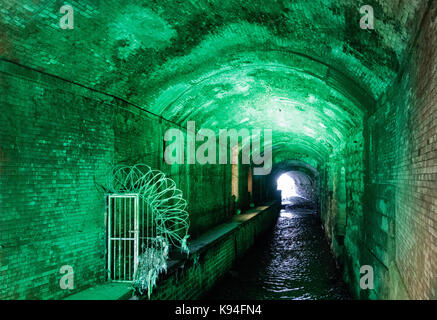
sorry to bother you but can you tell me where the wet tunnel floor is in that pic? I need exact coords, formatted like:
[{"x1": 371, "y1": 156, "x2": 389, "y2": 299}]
[{"x1": 205, "y1": 205, "x2": 351, "y2": 300}]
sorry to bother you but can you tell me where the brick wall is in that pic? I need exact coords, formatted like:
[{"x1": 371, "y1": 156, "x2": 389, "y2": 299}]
[
  {"x1": 0, "y1": 59, "x2": 241, "y2": 299},
  {"x1": 321, "y1": 2, "x2": 437, "y2": 300},
  {"x1": 0, "y1": 61, "x2": 113, "y2": 299},
  {"x1": 320, "y1": 127, "x2": 364, "y2": 295},
  {"x1": 363, "y1": 2, "x2": 437, "y2": 299},
  {"x1": 147, "y1": 205, "x2": 278, "y2": 300}
]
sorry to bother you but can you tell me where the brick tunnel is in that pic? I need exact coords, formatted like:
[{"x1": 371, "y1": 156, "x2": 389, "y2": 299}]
[{"x1": 0, "y1": 1, "x2": 436, "y2": 301}]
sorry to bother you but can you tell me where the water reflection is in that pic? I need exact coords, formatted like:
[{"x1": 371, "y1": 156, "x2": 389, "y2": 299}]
[{"x1": 205, "y1": 203, "x2": 351, "y2": 300}]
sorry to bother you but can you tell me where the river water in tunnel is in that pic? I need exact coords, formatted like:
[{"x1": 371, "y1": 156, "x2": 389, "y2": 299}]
[{"x1": 205, "y1": 198, "x2": 351, "y2": 300}]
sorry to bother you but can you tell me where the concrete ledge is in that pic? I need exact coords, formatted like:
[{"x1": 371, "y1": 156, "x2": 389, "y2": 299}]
[
  {"x1": 159, "y1": 203, "x2": 278, "y2": 281},
  {"x1": 146, "y1": 202, "x2": 279, "y2": 300},
  {"x1": 64, "y1": 282, "x2": 132, "y2": 300},
  {"x1": 64, "y1": 202, "x2": 279, "y2": 300}
]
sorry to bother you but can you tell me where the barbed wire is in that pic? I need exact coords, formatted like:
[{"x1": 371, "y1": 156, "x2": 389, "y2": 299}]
[{"x1": 96, "y1": 163, "x2": 190, "y2": 297}]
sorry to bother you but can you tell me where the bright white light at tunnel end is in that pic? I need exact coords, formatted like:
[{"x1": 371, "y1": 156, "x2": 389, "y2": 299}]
[{"x1": 277, "y1": 173, "x2": 299, "y2": 199}]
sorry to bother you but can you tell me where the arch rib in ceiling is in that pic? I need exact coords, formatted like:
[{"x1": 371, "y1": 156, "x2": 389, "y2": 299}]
[
  {"x1": 271, "y1": 159, "x2": 319, "y2": 181},
  {"x1": 153, "y1": 49, "x2": 374, "y2": 122}
]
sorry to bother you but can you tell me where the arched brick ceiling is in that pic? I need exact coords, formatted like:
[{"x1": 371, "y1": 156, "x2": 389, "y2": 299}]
[
  {"x1": 0, "y1": 0, "x2": 428, "y2": 167},
  {"x1": 272, "y1": 160, "x2": 319, "y2": 180}
]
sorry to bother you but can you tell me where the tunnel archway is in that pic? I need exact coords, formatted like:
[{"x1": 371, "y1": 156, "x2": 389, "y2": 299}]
[
  {"x1": 2, "y1": 0, "x2": 436, "y2": 301},
  {"x1": 269, "y1": 160, "x2": 320, "y2": 211},
  {"x1": 276, "y1": 171, "x2": 315, "y2": 205}
]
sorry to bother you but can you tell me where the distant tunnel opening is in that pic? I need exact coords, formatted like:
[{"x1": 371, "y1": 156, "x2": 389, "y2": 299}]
[
  {"x1": 208, "y1": 165, "x2": 350, "y2": 300},
  {"x1": 277, "y1": 173, "x2": 299, "y2": 201},
  {"x1": 276, "y1": 170, "x2": 316, "y2": 210},
  {"x1": 262, "y1": 160, "x2": 320, "y2": 213}
]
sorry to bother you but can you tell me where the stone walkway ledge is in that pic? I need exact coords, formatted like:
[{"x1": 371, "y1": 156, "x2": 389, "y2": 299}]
[{"x1": 64, "y1": 202, "x2": 277, "y2": 300}]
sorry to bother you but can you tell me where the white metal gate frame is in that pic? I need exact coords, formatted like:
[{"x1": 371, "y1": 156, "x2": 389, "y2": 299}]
[{"x1": 107, "y1": 193, "x2": 139, "y2": 282}]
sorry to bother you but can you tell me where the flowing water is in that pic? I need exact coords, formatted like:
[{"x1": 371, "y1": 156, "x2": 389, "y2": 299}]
[{"x1": 205, "y1": 203, "x2": 351, "y2": 300}]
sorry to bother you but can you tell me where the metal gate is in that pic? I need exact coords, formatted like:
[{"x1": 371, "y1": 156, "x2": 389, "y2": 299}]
[{"x1": 107, "y1": 194, "x2": 139, "y2": 282}]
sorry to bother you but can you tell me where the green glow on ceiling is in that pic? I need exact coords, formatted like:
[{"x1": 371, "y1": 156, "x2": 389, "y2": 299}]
[{"x1": 2, "y1": 0, "x2": 420, "y2": 168}]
